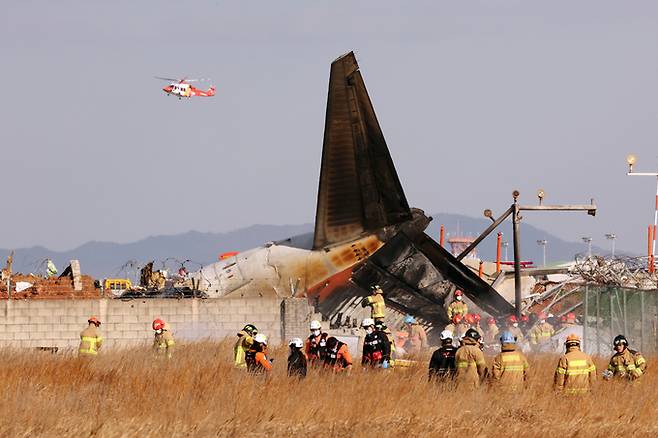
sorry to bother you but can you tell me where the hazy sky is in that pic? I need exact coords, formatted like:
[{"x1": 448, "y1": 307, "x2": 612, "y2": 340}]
[{"x1": 3, "y1": 1, "x2": 658, "y2": 255}]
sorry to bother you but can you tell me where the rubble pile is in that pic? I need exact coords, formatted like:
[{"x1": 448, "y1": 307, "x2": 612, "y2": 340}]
[{"x1": 0, "y1": 274, "x2": 100, "y2": 299}]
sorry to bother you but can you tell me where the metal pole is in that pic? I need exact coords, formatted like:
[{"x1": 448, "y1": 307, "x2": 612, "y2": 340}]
[
  {"x1": 543, "y1": 244, "x2": 546, "y2": 267},
  {"x1": 456, "y1": 206, "x2": 514, "y2": 261},
  {"x1": 584, "y1": 285, "x2": 589, "y2": 354},
  {"x1": 513, "y1": 203, "x2": 522, "y2": 318},
  {"x1": 623, "y1": 289, "x2": 628, "y2": 336},
  {"x1": 612, "y1": 238, "x2": 616, "y2": 258},
  {"x1": 596, "y1": 289, "x2": 601, "y2": 357},
  {"x1": 653, "y1": 175, "x2": 658, "y2": 257},
  {"x1": 609, "y1": 289, "x2": 614, "y2": 341},
  {"x1": 640, "y1": 290, "x2": 645, "y2": 353},
  {"x1": 496, "y1": 232, "x2": 502, "y2": 273}
]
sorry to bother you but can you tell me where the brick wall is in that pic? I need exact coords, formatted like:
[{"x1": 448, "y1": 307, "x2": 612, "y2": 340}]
[{"x1": 0, "y1": 298, "x2": 292, "y2": 350}]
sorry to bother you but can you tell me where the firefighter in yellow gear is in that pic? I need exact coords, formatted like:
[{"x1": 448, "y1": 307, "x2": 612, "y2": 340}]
[
  {"x1": 79, "y1": 316, "x2": 103, "y2": 357},
  {"x1": 605, "y1": 335, "x2": 647, "y2": 381},
  {"x1": 234, "y1": 324, "x2": 258, "y2": 368},
  {"x1": 455, "y1": 328, "x2": 487, "y2": 388},
  {"x1": 446, "y1": 290, "x2": 468, "y2": 320},
  {"x1": 152, "y1": 319, "x2": 175, "y2": 359},
  {"x1": 362, "y1": 285, "x2": 385, "y2": 322},
  {"x1": 491, "y1": 331, "x2": 529, "y2": 392},
  {"x1": 529, "y1": 312, "x2": 555, "y2": 352},
  {"x1": 444, "y1": 314, "x2": 469, "y2": 341},
  {"x1": 554, "y1": 334, "x2": 596, "y2": 394},
  {"x1": 505, "y1": 315, "x2": 525, "y2": 344}
]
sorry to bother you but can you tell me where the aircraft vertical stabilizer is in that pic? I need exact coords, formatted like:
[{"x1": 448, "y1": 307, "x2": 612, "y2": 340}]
[{"x1": 313, "y1": 52, "x2": 411, "y2": 249}]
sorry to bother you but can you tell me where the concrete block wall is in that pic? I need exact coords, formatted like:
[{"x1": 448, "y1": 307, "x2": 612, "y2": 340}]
[
  {"x1": 281, "y1": 298, "x2": 314, "y2": 342},
  {"x1": 0, "y1": 297, "x2": 291, "y2": 350}
]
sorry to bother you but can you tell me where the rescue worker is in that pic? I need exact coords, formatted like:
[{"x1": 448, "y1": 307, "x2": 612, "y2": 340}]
[
  {"x1": 447, "y1": 290, "x2": 468, "y2": 320},
  {"x1": 554, "y1": 334, "x2": 596, "y2": 394},
  {"x1": 361, "y1": 285, "x2": 386, "y2": 323},
  {"x1": 605, "y1": 334, "x2": 647, "y2": 381},
  {"x1": 428, "y1": 330, "x2": 458, "y2": 381},
  {"x1": 491, "y1": 331, "x2": 529, "y2": 392},
  {"x1": 375, "y1": 320, "x2": 396, "y2": 362},
  {"x1": 305, "y1": 320, "x2": 328, "y2": 366},
  {"x1": 403, "y1": 315, "x2": 427, "y2": 355},
  {"x1": 361, "y1": 318, "x2": 391, "y2": 368},
  {"x1": 287, "y1": 338, "x2": 307, "y2": 378},
  {"x1": 323, "y1": 336, "x2": 353, "y2": 372},
  {"x1": 455, "y1": 328, "x2": 487, "y2": 388},
  {"x1": 528, "y1": 312, "x2": 555, "y2": 352},
  {"x1": 245, "y1": 333, "x2": 273, "y2": 374},
  {"x1": 506, "y1": 315, "x2": 525, "y2": 344},
  {"x1": 520, "y1": 314, "x2": 531, "y2": 332},
  {"x1": 234, "y1": 324, "x2": 258, "y2": 368},
  {"x1": 445, "y1": 314, "x2": 469, "y2": 342},
  {"x1": 483, "y1": 317, "x2": 500, "y2": 345},
  {"x1": 79, "y1": 316, "x2": 103, "y2": 357},
  {"x1": 472, "y1": 314, "x2": 484, "y2": 338},
  {"x1": 152, "y1": 318, "x2": 175, "y2": 359}
]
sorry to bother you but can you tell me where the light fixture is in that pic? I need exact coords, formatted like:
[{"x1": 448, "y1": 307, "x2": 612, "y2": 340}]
[
  {"x1": 626, "y1": 154, "x2": 637, "y2": 173},
  {"x1": 537, "y1": 189, "x2": 545, "y2": 205}
]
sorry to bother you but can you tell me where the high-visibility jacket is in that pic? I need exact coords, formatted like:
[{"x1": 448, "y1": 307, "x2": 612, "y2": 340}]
[
  {"x1": 324, "y1": 342, "x2": 353, "y2": 371},
  {"x1": 529, "y1": 322, "x2": 555, "y2": 345},
  {"x1": 554, "y1": 347, "x2": 596, "y2": 394},
  {"x1": 492, "y1": 344, "x2": 529, "y2": 391},
  {"x1": 245, "y1": 349, "x2": 272, "y2": 374},
  {"x1": 447, "y1": 300, "x2": 468, "y2": 319},
  {"x1": 234, "y1": 332, "x2": 254, "y2": 368},
  {"x1": 455, "y1": 338, "x2": 487, "y2": 388},
  {"x1": 365, "y1": 293, "x2": 385, "y2": 319},
  {"x1": 153, "y1": 325, "x2": 175, "y2": 359},
  {"x1": 608, "y1": 348, "x2": 646, "y2": 380},
  {"x1": 79, "y1": 325, "x2": 103, "y2": 356}
]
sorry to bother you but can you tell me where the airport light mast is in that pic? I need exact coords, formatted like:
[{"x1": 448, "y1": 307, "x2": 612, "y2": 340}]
[{"x1": 626, "y1": 154, "x2": 658, "y2": 271}]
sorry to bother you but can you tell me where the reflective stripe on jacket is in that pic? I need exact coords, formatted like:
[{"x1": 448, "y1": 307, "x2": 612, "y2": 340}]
[
  {"x1": 79, "y1": 325, "x2": 102, "y2": 356},
  {"x1": 529, "y1": 322, "x2": 555, "y2": 345},
  {"x1": 554, "y1": 347, "x2": 596, "y2": 394},
  {"x1": 608, "y1": 348, "x2": 645, "y2": 380},
  {"x1": 366, "y1": 294, "x2": 385, "y2": 319},
  {"x1": 492, "y1": 345, "x2": 528, "y2": 391},
  {"x1": 447, "y1": 301, "x2": 468, "y2": 319},
  {"x1": 455, "y1": 339, "x2": 487, "y2": 388}
]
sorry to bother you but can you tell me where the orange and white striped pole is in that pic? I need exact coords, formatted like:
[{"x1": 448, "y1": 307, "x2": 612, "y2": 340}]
[{"x1": 440, "y1": 224, "x2": 445, "y2": 247}]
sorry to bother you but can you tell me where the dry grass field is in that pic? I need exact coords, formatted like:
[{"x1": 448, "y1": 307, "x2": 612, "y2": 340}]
[{"x1": 0, "y1": 341, "x2": 656, "y2": 437}]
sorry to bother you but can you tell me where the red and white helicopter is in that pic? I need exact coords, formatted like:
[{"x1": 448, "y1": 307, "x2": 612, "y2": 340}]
[{"x1": 155, "y1": 77, "x2": 216, "y2": 99}]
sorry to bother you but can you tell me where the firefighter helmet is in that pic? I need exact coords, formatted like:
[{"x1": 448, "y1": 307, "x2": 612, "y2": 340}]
[
  {"x1": 404, "y1": 315, "x2": 416, "y2": 324},
  {"x1": 242, "y1": 324, "x2": 258, "y2": 336},
  {"x1": 455, "y1": 290, "x2": 463, "y2": 297},
  {"x1": 565, "y1": 334, "x2": 581, "y2": 346},
  {"x1": 440, "y1": 330, "x2": 453, "y2": 341},
  {"x1": 289, "y1": 338, "x2": 304, "y2": 348},
  {"x1": 500, "y1": 331, "x2": 516, "y2": 344},
  {"x1": 507, "y1": 315, "x2": 518, "y2": 324},
  {"x1": 538, "y1": 312, "x2": 547, "y2": 320},
  {"x1": 487, "y1": 316, "x2": 496, "y2": 325},
  {"x1": 464, "y1": 328, "x2": 481, "y2": 341},
  {"x1": 464, "y1": 313, "x2": 476, "y2": 325},
  {"x1": 254, "y1": 333, "x2": 268, "y2": 345},
  {"x1": 87, "y1": 316, "x2": 101, "y2": 326},
  {"x1": 361, "y1": 318, "x2": 375, "y2": 328},
  {"x1": 613, "y1": 334, "x2": 628, "y2": 347},
  {"x1": 152, "y1": 318, "x2": 165, "y2": 331},
  {"x1": 452, "y1": 314, "x2": 463, "y2": 324},
  {"x1": 309, "y1": 320, "x2": 322, "y2": 330},
  {"x1": 473, "y1": 313, "x2": 481, "y2": 323}
]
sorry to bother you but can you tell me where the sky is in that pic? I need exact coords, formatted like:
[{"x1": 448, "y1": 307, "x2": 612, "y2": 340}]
[{"x1": 2, "y1": 1, "x2": 658, "y2": 255}]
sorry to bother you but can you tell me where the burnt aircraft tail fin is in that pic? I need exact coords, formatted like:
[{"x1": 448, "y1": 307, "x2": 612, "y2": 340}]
[{"x1": 313, "y1": 51, "x2": 412, "y2": 249}]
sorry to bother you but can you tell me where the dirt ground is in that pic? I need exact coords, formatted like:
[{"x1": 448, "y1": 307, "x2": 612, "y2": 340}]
[{"x1": 0, "y1": 341, "x2": 655, "y2": 437}]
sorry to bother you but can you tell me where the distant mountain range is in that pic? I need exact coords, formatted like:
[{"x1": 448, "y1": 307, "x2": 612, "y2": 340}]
[{"x1": 0, "y1": 213, "x2": 609, "y2": 280}]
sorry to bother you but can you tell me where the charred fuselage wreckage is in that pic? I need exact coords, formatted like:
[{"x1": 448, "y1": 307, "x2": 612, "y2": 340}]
[{"x1": 192, "y1": 52, "x2": 513, "y2": 333}]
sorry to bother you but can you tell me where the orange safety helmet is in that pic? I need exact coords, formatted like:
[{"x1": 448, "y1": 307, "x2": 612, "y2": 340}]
[
  {"x1": 87, "y1": 316, "x2": 101, "y2": 326},
  {"x1": 473, "y1": 313, "x2": 481, "y2": 323},
  {"x1": 152, "y1": 318, "x2": 165, "y2": 331},
  {"x1": 520, "y1": 315, "x2": 529, "y2": 323},
  {"x1": 464, "y1": 313, "x2": 476, "y2": 325},
  {"x1": 452, "y1": 314, "x2": 463, "y2": 324},
  {"x1": 454, "y1": 290, "x2": 463, "y2": 297},
  {"x1": 507, "y1": 315, "x2": 518, "y2": 324},
  {"x1": 565, "y1": 334, "x2": 581, "y2": 345}
]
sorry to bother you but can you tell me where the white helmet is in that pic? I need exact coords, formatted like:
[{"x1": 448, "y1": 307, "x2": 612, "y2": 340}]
[
  {"x1": 289, "y1": 337, "x2": 304, "y2": 348},
  {"x1": 309, "y1": 320, "x2": 322, "y2": 330},
  {"x1": 361, "y1": 318, "x2": 375, "y2": 328},
  {"x1": 254, "y1": 333, "x2": 268, "y2": 345},
  {"x1": 440, "y1": 330, "x2": 453, "y2": 341}
]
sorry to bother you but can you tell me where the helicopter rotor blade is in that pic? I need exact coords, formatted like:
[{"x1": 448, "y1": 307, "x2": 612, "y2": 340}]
[{"x1": 154, "y1": 76, "x2": 180, "y2": 82}]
